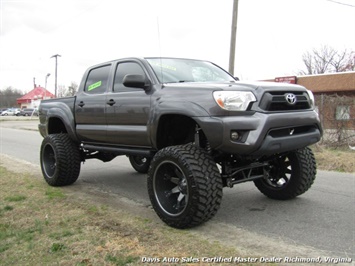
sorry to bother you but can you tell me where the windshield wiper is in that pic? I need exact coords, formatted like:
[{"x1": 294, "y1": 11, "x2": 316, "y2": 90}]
[
  {"x1": 178, "y1": 80, "x2": 194, "y2": 83},
  {"x1": 163, "y1": 80, "x2": 194, "y2": 84}
]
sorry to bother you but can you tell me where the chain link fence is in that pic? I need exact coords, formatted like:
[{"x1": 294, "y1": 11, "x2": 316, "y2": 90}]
[{"x1": 316, "y1": 94, "x2": 355, "y2": 148}]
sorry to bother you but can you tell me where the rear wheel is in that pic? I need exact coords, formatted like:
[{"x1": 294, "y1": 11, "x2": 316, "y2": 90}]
[
  {"x1": 254, "y1": 147, "x2": 316, "y2": 200},
  {"x1": 147, "y1": 144, "x2": 223, "y2": 228},
  {"x1": 129, "y1": 155, "x2": 151, "y2": 173},
  {"x1": 40, "y1": 134, "x2": 81, "y2": 186}
]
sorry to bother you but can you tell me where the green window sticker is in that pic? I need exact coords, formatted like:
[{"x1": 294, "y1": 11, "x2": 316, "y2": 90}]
[{"x1": 88, "y1": 81, "x2": 102, "y2": 91}]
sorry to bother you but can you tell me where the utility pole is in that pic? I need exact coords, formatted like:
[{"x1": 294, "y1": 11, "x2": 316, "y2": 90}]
[
  {"x1": 229, "y1": 0, "x2": 239, "y2": 76},
  {"x1": 50, "y1": 54, "x2": 61, "y2": 98}
]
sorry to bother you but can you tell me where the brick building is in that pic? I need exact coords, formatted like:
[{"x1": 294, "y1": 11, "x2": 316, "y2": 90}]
[
  {"x1": 296, "y1": 72, "x2": 355, "y2": 131},
  {"x1": 296, "y1": 71, "x2": 355, "y2": 97}
]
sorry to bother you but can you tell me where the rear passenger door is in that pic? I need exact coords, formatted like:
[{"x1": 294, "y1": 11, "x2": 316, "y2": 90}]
[
  {"x1": 105, "y1": 60, "x2": 151, "y2": 147},
  {"x1": 75, "y1": 64, "x2": 112, "y2": 142}
]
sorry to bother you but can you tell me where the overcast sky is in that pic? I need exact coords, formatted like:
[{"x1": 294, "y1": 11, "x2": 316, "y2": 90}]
[{"x1": 0, "y1": 0, "x2": 354, "y2": 94}]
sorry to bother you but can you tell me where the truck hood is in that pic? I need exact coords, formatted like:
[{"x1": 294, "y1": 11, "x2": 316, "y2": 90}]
[{"x1": 162, "y1": 81, "x2": 306, "y2": 92}]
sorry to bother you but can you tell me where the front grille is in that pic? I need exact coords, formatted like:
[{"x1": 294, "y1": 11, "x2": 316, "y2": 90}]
[{"x1": 259, "y1": 91, "x2": 311, "y2": 111}]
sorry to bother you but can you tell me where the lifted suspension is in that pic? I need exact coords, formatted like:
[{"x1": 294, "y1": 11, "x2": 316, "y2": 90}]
[{"x1": 222, "y1": 162, "x2": 270, "y2": 187}]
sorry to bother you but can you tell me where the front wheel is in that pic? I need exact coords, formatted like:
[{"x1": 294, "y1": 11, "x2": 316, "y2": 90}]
[
  {"x1": 40, "y1": 134, "x2": 81, "y2": 186},
  {"x1": 254, "y1": 147, "x2": 316, "y2": 200},
  {"x1": 147, "y1": 144, "x2": 223, "y2": 229}
]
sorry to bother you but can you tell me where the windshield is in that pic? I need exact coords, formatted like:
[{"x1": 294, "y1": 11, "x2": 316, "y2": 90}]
[{"x1": 146, "y1": 58, "x2": 235, "y2": 84}]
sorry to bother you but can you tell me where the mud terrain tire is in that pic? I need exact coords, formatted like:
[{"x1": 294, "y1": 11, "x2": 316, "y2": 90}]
[
  {"x1": 254, "y1": 147, "x2": 316, "y2": 200},
  {"x1": 40, "y1": 134, "x2": 81, "y2": 186},
  {"x1": 147, "y1": 144, "x2": 223, "y2": 229}
]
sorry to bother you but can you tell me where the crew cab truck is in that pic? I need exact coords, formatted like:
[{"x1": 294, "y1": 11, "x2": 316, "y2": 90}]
[{"x1": 38, "y1": 57, "x2": 322, "y2": 229}]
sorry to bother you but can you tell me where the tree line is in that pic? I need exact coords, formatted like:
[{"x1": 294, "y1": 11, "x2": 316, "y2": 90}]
[
  {"x1": 0, "y1": 87, "x2": 23, "y2": 108},
  {"x1": 0, "y1": 82, "x2": 78, "y2": 108},
  {"x1": 299, "y1": 45, "x2": 354, "y2": 75}
]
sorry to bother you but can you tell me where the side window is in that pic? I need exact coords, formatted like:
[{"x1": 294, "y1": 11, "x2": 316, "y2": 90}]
[
  {"x1": 114, "y1": 62, "x2": 145, "y2": 92},
  {"x1": 85, "y1": 65, "x2": 111, "y2": 94}
]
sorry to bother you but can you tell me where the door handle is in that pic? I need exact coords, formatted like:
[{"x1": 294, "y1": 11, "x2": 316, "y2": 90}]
[
  {"x1": 106, "y1": 99, "x2": 116, "y2": 106},
  {"x1": 78, "y1": 101, "x2": 85, "y2": 107}
]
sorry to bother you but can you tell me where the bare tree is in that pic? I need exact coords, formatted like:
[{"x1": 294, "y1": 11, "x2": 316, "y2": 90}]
[
  {"x1": 299, "y1": 45, "x2": 354, "y2": 75},
  {"x1": 331, "y1": 50, "x2": 355, "y2": 72},
  {"x1": 57, "y1": 82, "x2": 78, "y2": 98},
  {"x1": 0, "y1": 87, "x2": 23, "y2": 107},
  {"x1": 67, "y1": 82, "x2": 78, "y2": 96},
  {"x1": 57, "y1": 85, "x2": 66, "y2": 98}
]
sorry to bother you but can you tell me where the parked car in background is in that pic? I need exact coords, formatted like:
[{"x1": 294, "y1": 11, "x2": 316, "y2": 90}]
[
  {"x1": 13, "y1": 108, "x2": 21, "y2": 116},
  {"x1": 1, "y1": 108, "x2": 20, "y2": 116},
  {"x1": 1, "y1": 108, "x2": 13, "y2": 116},
  {"x1": 20, "y1": 108, "x2": 39, "y2": 116}
]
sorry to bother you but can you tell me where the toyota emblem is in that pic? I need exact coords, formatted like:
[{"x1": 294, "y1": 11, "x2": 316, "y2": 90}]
[{"x1": 285, "y1": 93, "x2": 297, "y2": 105}]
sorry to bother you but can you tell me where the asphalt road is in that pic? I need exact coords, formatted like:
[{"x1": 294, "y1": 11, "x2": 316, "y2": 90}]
[{"x1": 0, "y1": 119, "x2": 354, "y2": 260}]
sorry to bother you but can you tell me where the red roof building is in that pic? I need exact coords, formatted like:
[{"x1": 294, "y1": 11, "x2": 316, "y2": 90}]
[{"x1": 17, "y1": 86, "x2": 55, "y2": 108}]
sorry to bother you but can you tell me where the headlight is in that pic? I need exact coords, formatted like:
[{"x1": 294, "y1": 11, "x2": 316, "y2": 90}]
[
  {"x1": 306, "y1": 89, "x2": 315, "y2": 108},
  {"x1": 213, "y1": 91, "x2": 256, "y2": 111}
]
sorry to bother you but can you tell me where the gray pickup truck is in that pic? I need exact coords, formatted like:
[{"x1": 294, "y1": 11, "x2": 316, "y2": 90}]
[{"x1": 38, "y1": 57, "x2": 322, "y2": 228}]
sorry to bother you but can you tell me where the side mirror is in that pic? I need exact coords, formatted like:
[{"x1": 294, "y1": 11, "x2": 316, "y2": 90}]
[
  {"x1": 234, "y1": 77, "x2": 240, "y2": 81},
  {"x1": 123, "y1": 74, "x2": 150, "y2": 89}
]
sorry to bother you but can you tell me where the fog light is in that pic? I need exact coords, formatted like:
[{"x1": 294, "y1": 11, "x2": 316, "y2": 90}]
[{"x1": 231, "y1": 131, "x2": 240, "y2": 141}]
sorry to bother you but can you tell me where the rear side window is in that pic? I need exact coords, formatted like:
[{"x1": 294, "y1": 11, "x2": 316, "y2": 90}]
[
  {"x1": 85, "y1": 65, "x2": 111, "y2": 94},
  {"x1": 113, "y1": 62, "x2": 145, "y2": 92}
]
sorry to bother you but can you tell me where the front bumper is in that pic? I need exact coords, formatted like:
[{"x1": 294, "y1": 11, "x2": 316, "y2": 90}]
[{"x1": 195, "y1": 110, "x2": 322, "y2": 156}]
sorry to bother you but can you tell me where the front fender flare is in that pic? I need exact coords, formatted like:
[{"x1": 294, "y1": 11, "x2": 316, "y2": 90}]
[{"x1": 148, "y1": 100, "x2": 210, "y2": 148}]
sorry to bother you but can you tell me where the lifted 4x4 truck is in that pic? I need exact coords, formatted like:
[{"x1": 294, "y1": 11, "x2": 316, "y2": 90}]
[{"x1": 39, "y1": 57, "x2": 322, "y2": 229}]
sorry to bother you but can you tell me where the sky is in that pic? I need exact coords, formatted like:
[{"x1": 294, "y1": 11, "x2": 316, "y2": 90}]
[{"x1": 0, "y1": 0, "x2": 354, "y2": 94}]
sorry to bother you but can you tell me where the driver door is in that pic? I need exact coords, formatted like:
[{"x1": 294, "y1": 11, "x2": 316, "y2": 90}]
[{"x1": 105, "y1": 60, "x2": 151, "y2": 147}]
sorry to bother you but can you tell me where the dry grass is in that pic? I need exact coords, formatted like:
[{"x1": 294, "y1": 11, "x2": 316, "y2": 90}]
[
  {"x1": 0, "y1": 166, "x2": 262, "y2": 266},
  {"x1": 313, "y1": 145, "x2": 355, "y2": 173}
]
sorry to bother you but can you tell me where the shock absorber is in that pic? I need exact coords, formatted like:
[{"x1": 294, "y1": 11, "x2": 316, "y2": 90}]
[{"x1": 194, "y1": 124, "x2": 212, "y2": 154}]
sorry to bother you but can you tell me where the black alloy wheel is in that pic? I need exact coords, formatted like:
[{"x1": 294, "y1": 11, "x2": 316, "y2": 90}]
[
  {"x1": 254, "y1": 147, "x2": 316, "y2": 200},
  {"x1": 147, "y1": 144, "x2": 223, "y2": 229}
]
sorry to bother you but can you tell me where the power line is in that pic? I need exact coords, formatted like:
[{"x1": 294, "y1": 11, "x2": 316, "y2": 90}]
[{"x1": 325, "y1": 0, "x2": 355, "y2": 7}]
